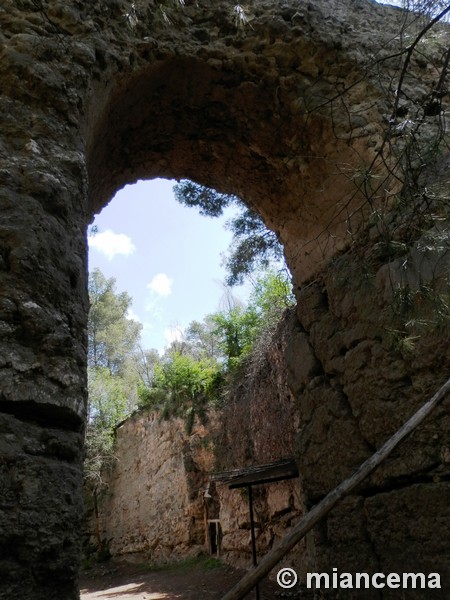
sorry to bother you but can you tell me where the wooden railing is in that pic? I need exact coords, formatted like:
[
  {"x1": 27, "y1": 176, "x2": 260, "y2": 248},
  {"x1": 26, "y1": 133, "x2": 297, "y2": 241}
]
[{"x1": 221, "y1": 376, "x2": 450, "y2": 600}]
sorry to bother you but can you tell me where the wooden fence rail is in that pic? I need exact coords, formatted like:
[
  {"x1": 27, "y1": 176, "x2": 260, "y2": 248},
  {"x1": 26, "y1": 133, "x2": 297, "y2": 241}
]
[{"x1": 221, "y1": 376, "x2": 450, "y2": 600}]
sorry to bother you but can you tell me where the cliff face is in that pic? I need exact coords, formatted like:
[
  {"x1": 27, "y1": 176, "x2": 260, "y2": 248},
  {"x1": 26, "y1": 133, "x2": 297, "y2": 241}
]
[
  {"x1": 95, "y1": 413, "x2": 212, "y2": 561},
  {"x1": 289, "y1": 248, "x2": 450, "y2": 587},
  {"x1": 1, "y1": 0, "x2": 450, "y2": 597},
  {"x1": 212, "y1": 312, "x2": 305, "y2": 572}
]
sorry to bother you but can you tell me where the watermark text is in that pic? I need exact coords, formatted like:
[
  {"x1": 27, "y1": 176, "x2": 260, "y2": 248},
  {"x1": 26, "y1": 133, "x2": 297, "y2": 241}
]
[{"x1": 277, "y1": 568, "x2": 441, "y2": 590}]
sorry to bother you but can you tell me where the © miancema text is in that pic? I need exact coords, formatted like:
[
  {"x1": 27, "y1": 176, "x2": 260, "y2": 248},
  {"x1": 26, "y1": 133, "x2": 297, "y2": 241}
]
[{"x1": 307, "y1": 569, "x2": 441, "y2": 590}]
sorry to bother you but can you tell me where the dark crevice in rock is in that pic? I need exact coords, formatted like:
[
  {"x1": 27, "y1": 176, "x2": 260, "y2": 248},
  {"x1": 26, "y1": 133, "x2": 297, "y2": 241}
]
[
  {"x1": 359, "y1": 466, "x2": 444, "y2": 498},
  {"x1": 0, "y1": 246, "x2": 11, "y2": 271},
  {"x1": 0, "y1": 400, "x2": 84, "y2": 432},
  {"x1": 337, "y1": 387, "x2": 377, "y2": 454},
  {"x1": 306, "y1": 470, "x2": 447, "y2": 509}
]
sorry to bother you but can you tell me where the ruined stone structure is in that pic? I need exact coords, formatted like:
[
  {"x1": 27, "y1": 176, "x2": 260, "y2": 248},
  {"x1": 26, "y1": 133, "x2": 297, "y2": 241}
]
[
  {"x1": 1, "y1": 0, "x2": 449, "y2": 598},
  {"x1": 94, "y1": 312, "x2": 303, "y2": 571},
  {"x1": 93, "y1": 412, "x2": 214, "y2": 562}
]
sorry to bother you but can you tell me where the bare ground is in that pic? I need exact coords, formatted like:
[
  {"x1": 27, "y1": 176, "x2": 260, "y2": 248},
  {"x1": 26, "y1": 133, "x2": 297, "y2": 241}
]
[{"x1": 79, "y1": 557, "x2": 285, "y2": 600}]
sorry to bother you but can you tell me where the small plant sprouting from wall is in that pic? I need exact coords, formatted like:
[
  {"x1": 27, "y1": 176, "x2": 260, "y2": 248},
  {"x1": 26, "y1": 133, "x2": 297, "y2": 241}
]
[
  {"x1": 296, "y1": 1, "x2": 450, "y2": 336},
  {"x1": 124, "y1": 0, "x2": 251, "y2": 31}
]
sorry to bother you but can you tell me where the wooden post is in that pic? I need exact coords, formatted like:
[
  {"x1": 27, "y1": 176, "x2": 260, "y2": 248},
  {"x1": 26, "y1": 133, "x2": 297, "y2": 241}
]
[
  {"x1": 221, "y1": 376, "x2": 450, "y2": 600},
  {"x1": 247, "y1": 485, "x2": 260, "y2": 600}
]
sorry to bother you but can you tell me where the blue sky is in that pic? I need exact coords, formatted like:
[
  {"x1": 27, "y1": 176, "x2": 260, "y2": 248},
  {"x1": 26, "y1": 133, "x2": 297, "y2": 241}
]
[{"x1": 88, "y1": 179, "x2": 248, "y2": 352}]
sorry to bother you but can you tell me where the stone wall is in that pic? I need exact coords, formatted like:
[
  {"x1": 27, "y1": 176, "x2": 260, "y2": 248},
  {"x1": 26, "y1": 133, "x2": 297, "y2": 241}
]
[
  {"x1": 212, "y1": 312, "x2": 305, "y2": 574},
  {"x1": 286, "y1": 237, "x2": 450, "y2": 597},
  {"x1": 1, "y1": 0, "x2": 450, "y2": 598},
  {"x1": 93, "y1": 412, "x2": 213, "y2": 562},
  {"x1": 94, "y1": 273, "x2": 450, "y2": 599},
  {"x1": 93, "y1": 408, "x2": 302, "y2": 571}
]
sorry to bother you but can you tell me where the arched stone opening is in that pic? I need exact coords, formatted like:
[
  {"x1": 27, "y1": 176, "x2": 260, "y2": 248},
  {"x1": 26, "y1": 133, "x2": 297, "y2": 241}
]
[
  {"x1": 1, "y1": 1, "x2": 450, "y2": 599},
  {"x1": 86, "y1": 54, "x2": 330, "y2": 282},
  {"x1": 87, "y1": 56, "x2": 284, "y2": 212},
  {"x1": 84, "y1": 35, "x2": 389, "y2": 285}
]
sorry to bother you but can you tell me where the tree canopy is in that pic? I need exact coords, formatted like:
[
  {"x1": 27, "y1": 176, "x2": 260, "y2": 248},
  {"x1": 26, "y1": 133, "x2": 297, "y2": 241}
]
[
  {"x1": 173, "y1": 180, "x2": 284, "y2": 286},
  {"x1": 88, "y1": 268, "x2": 142, "y2": 375},
  {"x1": 137, "y1": 268, "x2": 294, "y2": 423}
]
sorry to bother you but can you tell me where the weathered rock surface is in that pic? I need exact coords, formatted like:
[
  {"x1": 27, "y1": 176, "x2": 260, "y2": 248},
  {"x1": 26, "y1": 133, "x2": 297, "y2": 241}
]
[
  {"x1": 213, "y1": 312, "x2": 305, "y2": 574},
  {"x1": 1, "y1": 0, "x2": 450, "y2": 598},
  {"x1": 290, "y1": 248, "x2": 450, "y2": 596},
  {"x1": 92, "y1": 413, "x2": 213, "y2": 561},
  {"x1": 0, "y1": 413, "x2": 84, "y2": 600}
]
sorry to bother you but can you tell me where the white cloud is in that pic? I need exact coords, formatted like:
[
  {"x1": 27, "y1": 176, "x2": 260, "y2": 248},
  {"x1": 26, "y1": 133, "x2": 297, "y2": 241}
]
[
  {"x1": 88, "y1": 229, "x2": 136, "y2": 260},
  {"x1": 147, "y1": 273, "x2": 173, "y2": 297},
  {"x1": 126, "y1": 308, "x2": 141, "y2": 323}
]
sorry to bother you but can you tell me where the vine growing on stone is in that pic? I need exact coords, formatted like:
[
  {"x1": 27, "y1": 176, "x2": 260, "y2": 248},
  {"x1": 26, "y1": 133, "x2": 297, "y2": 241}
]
[{"x1": 301, "y1": 0, "x2": 450, "y2": 352}]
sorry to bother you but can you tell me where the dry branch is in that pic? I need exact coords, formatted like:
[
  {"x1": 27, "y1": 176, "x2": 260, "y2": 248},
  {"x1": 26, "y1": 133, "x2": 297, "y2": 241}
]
[{"x1": 221, "y1": 376, "x2": 450, "y2": 600}]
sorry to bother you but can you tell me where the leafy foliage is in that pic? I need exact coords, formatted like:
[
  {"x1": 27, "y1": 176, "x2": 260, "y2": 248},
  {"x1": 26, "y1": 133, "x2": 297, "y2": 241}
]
[
  {"x1": 136, "y1": 269, "x2": 294, "y2": 427},
  {"x1": 173, "y1": 180, "x2": 284, "y2": 286},
  {"x1": 183, "y1": 315, "x2": 223, "y2": 360},
  {"x1": 88, "y1": 268, "x2": 142, "y2": 375},
  {"x1": 85, "y1": 270, "x2": 143, "y2": 519},
  {"x1": 138, "y1": 351, "x2": 223, "y2": 433},
  {"x1": 84, "y1": 365, "x2": 131, "y2": 553},
  {"x1": 173, "y1": 180, "x2": 236, "y2": 217},
  {"x1": 87, "y1": 367, "x2": 128, "y2": 431},
  {"x1": 249, "y1": 268, "x2": 295, "y2": 323},
  {"x1": 211, "y1": 305, "x2": 258, "y2": 368},
  {"x1": 224, "y1": 207, "x2": 284, "y2": 286},
  {"x1": 212, "y1": 268, "x2": 295, "y2": 369}
]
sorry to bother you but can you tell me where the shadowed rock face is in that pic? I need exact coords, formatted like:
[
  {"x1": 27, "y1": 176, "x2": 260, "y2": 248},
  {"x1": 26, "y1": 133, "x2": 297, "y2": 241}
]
[{"x1": 0, "y1": 0, "x2": 449, "y2": 598}]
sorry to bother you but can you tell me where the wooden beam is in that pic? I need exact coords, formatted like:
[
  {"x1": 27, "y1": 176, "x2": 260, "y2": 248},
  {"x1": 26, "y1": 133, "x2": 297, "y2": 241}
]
[{"x1": 221, "y1": 376, "x2": 450, "y2": 600}]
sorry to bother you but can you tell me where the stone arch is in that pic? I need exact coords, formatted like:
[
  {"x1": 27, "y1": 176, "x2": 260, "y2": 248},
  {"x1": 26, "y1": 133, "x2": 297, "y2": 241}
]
[
  {"x1": 87, "y1": 55, "x2": 281, "y2": 211},
  {"x1": 1, "y1": 1, "x2": 449, "y2": 599},
  {"x1": 83, "y1": 0, "x2": 401, "y2": 282},
  {"x1": 86, "y1": 51, "x2": 359, "y2": 282}
]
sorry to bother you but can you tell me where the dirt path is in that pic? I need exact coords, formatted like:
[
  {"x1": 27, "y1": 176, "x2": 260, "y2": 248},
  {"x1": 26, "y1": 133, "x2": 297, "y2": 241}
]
[{"x1": 80, "y1": 558, "x2": 283, "y2": 600}]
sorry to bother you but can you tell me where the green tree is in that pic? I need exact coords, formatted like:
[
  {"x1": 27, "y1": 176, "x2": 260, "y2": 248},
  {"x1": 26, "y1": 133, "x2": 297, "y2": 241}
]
[
  {"x1": 88, "y1": 268, "x2": 142, "y2": 374},
  {"x1": 130, "y1": 346, "x2": 162, "y2": 387},
  {"x1": 223, "y1": 207, "x2": 284, "y2": 286},
  {"x1": 211, "y1": 269, "x2": 294, "y2": 369},
  {"x1": 173, "y1": 180, "x2": 284, "y2": 286},
  {"x1": 85, "y1": 366, "x2": 130, "y2": 554},
  {"x1": 183, "y1": 315, "x2": 223, "y2": 360},
  {"x1": 139, "y1": 351, "x2": 222, "y2": 433},
  {"x1": 211, "y1": 305, "x2": 259, "y2": 368},
  {"x1": 84, "y1": 367, "x2": 128, "y2": 499},
  {"x1": 248, "y1": 268, "x2": 295, "y2": 326},
  {"x1": 136, "y1": 270, "x2": 294, "y2": 432},
  {"x1": 87, "y1": 367, "x2": 128, "y2": 430},
  {"x1": 85, "y1": 269, "x2": 144, "y2": 553}
]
